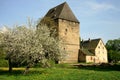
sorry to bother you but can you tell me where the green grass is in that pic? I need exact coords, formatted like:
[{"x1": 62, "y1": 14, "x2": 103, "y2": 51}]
[{"x1": 0, "y1": 64, "x2": 120, "y2": 80}]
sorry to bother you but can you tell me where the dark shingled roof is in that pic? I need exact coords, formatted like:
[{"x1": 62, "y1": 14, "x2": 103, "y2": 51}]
[
  {"x1": 80, "y1": 48, "x2": 94, "y2": 56},
  {"x1": 81, "y1": 38, "x2": 101, "y2": 50},
  {"x1": 80, "y1": 38, "x2": 101, "y2": 55},
  {"x1": 45, "y1": 2, "x2": 79, "y2": 23}
]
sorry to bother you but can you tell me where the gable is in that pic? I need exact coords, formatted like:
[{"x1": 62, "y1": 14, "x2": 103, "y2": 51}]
[{"x1": 95, "y1": 39, "x2": 107, "y2": 51}]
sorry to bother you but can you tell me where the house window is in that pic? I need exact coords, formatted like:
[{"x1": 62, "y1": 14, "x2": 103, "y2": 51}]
[
  {"x1": 103, "y1": 47, "x2": 104, "y2": 49},
  {"x1": 98, "y1": 46, "x2": 100, "y2": 49},
  {"x1": 91, "y1": 57, "x2": 92, "y2": 60}
]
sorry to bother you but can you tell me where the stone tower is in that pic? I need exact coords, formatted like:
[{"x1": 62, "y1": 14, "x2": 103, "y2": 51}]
[{"x1": 45, "y1": 2, "x2": 80, "y2": 63}]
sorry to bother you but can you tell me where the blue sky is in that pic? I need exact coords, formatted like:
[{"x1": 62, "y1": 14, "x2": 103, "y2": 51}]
[{"x1": 0, "y1": 0, "x2": 120, "y2": 43}]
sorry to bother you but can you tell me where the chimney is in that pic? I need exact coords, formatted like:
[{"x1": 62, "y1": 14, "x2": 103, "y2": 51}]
[
  {"x1": 88, "y1": 38, "x2": 91, "y2": 42},
  {"x1": 81, "y1": 39, "x2": 84, "y2": 43},
  {"x1": 81, "y1": 39, "x2": 84, "y2": 50}
]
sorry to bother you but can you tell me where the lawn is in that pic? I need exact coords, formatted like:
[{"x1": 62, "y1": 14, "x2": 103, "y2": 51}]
[{"x1": 0, "y1": 64, "x2": 120, "y2": 80}]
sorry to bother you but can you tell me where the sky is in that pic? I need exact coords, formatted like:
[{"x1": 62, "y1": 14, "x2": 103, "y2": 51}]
[{"x1": 0, "y1": 0, "x2": 120, "y2": 43}]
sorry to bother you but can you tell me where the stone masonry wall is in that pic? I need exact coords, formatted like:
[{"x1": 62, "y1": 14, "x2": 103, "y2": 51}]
[{"x1": 58, "y1": 19, "x2": 80, "y2": 63}]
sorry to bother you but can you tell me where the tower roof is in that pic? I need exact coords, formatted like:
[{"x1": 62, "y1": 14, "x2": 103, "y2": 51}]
[{"x1": 45, "y1": 2, "x2": 79, "y2": 23}]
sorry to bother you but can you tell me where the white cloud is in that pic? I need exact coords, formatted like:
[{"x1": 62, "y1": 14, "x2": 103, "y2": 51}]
[
  {"x1": 77, "y1": 1, "x2": 118, "y2": 17},
  {"x1": 86, "y1": 1, "x2": 116, "y2": 12}
]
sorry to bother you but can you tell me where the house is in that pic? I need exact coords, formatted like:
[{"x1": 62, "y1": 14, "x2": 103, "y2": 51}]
[
  {"x1": 44, "y1": 2, "x2": 80, "y2": 63},
  {"x1": 79, "y1": 38, "x2": 108, "y2": 63},
  {"x1": 43, "y1": 2, "x2": 108, "y2": 64}
]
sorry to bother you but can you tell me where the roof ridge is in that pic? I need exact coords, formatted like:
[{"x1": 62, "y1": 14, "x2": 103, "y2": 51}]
[
  {"x1": 58, "y1": 2, "x2": 66, "y2": 18},
  {"x1": 83, "y1": 38, "x2": 101, "y2": 42},
  {"x1": 54, "y1": 2, "x2": 66, "y2": 8}
]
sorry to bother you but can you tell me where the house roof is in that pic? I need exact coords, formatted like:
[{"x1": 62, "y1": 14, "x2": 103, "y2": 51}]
[
  {"x1": 80, "y1": 48, "x2": 94, "y2": 56},
  {"x1": 45, "y1": 2, "x2": 79, "y2": 23},
  {"x1": 80, "y1": 38, "x2": 101, "y2": 56},
  {"x1": 81, "y1": 38, "x2": 101, "y2": 50}
]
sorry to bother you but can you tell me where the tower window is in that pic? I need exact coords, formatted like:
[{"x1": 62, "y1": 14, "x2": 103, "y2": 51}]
[
  {"x1": 64, "y1": 28, "x2": 67, "y2": 35},
  {"x1": 65, "y1": 28, "x2": 68, "y2": 32}
]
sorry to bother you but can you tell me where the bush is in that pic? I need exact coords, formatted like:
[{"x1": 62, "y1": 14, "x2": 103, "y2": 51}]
[
  {"x1": 0, "y1": 59, "x2": 8, "y2": 67},
  {"x1": 0, "y1": 54, "x2": 8, "y2": 67}
]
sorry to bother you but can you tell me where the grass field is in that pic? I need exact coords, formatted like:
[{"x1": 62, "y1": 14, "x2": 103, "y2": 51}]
[{"x1": 0, "y1": 64, "x2": 120, "y2": 80}]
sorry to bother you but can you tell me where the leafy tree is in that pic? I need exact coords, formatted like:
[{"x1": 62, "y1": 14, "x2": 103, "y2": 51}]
[
  {"x1": 1, "y1": 24, "x2": 65, "y2": 74},
  {"x1": 106, "y1": 38, "x2": 120, "y2": 63},
  {"x1": 37, "y1": 17, "x2": 57, "y2": 37},
  {"x1": 38, "y1": 17, "x2": 56, "y2": 27},
  {"x1": 0, "y1": 33, "x2": 8, "y2": 67}
]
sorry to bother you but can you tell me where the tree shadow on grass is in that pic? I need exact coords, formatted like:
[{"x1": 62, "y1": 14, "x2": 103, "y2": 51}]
[
  {"x1": 74, "y1": 63, "x2": 120, "y2": 71},
  {"x1": 0, "y1": 68, "x2": 46, "y2": 76},
  {"x1": 0, "y1": 70, "x2": 23, "y2": 75}
]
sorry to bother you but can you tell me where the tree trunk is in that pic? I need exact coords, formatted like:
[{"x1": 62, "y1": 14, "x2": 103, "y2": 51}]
[
  {"x1": 23, "y1": 66, "x2": 30, "y2": 75},
  {"x1": 8, "y1": 58, "x2": 12, "y2": 72}
]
